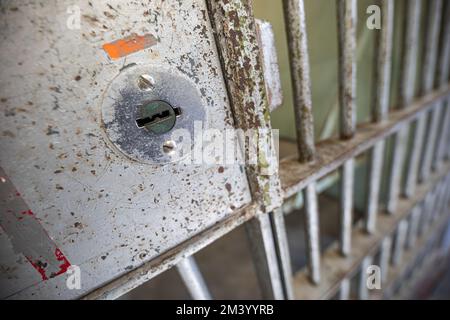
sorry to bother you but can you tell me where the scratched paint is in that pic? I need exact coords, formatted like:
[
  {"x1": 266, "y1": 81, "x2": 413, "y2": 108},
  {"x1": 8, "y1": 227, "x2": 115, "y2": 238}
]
[{"x1": 0, "y1": 168, "x2": 71, "y2": 281}]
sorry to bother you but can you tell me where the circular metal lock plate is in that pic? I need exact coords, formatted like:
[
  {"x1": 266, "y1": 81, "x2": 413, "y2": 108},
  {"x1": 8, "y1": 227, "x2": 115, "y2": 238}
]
[{"x1": 101, "y1": 65, "x2": 206, "y2": 164}]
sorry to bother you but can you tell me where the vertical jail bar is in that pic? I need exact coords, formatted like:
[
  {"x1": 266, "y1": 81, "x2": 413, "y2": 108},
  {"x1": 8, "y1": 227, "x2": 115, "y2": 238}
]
[
  {"x1": 177, "y1": 256, "x2": 212, "y2": 300},
  {"x1": 387, "y1": 0, "x2": 421, "y2": 212},
  {"x1": 392, "y1": 220, "x2": 409, "y2": 266},
  {"x1": 206, "y1": 0, "x2": 282, "y2": 212},
  {"x1": 337, "y1": 0, "x2": 357, "y2": 139},
  {"x1": 270, "y1": 208, "x2": 295, "y2": 299},
  {"x1": 304, "y1": 183, "x2": 321, "y2": 284},
  {"x1": 358, "y1": 256, "x2": 373, "y2": 300},
  {"x1": 418, "y1": 196, "x2": 431, "y2": 237},
  {"x1": 340, "y1": 158, "x2": 355, "y2": 256},
  {"x1": 406, "y1": 205, "x2": 421, "y2": 249},
  {"x1": 365, "y1": 0, "x2": 394, "y2": 233},
  {"x1": 437, "y1": 98, "x2": 450, "y2": 170},
  {"x1": 424, "y1": 188, "x2": 438, "y2": 230},
  {"x1": 404, "y1": 0, "x2": 442, "y2": 197},
  {"x1": 283, "y1": 0, "x2": 315, "y2": 162},
  {"x1": 246, "y1": 214, "x2": 284, "y2": 300},
  {"x1": 207, "y1": 0, "x2": 284, "y2": 300},
  {"x1": 421, "y1": 1, "x2": 450, "y2": 180},
  {"x1": 339, "y1": 278, "x2": 351, "y2": 300},
  {"x1": 337, "y1": 0, "x2": 357, "y2": 256},
  {"x1": 380, "y1": 236, "x2": 393, "y2": 283},
  {"x1": 433, "y1": 3, "x2": 450, "y2": 170}
]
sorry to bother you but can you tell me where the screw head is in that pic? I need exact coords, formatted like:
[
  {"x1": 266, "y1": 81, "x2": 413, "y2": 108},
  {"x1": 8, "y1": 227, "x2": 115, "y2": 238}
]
[
  {"x1": 137, "y1": 74, "x2": 155, "y2": 91},
  {"x1": 162, "y1": 140, "x2": 177, "y2": 155}
]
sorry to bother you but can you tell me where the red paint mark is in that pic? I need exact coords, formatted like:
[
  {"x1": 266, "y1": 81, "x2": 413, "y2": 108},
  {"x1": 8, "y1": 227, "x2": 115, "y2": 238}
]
[
  {"x1": 1, "y1": 167, "x2": 72, "y2": 282},
  {"x1": 102, "y1": 33, "x2": 157, "y2": 60},
  {"x1": 53, "y1": 248, "x2": 71, "y2": 277},
  {"x1": 24, "y1": 249, "x2": 71, "y2": 281},
  {"x1": 26, "y1": 256, "x2": 49, "y2": 281}
]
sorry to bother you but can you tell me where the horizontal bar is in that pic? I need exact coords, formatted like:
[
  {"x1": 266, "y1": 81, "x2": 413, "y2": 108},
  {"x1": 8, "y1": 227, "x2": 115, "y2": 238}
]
[
  {"x1": 291, "y1": 162, "x2": 450, "y2": 299},
  {"x1": 281, "y1": 85, "x2": 450, "y2": 199}
]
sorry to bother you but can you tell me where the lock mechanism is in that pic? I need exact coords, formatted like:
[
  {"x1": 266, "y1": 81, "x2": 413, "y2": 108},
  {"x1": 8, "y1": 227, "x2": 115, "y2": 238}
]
[
  {"x1": 101, "y1": 65, "x2": 206, "y2": 165},
  {"x1": 135, "y1": 100, "x2": 182, "y2": 134}
]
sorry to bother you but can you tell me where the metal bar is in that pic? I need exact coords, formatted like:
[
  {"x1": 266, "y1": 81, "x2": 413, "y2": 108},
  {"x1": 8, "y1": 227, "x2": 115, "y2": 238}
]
[
  {"x1": 270, "y1": 208, "x2": 295, "y2": 299},
  {"x1": 424, "y1": 185, "x2": 437, "y2": 229},
  {"x1": 418, "y1": 194, "x2": 432, "y2": 237},
  {"x1": 340, "y1": 159, "x2": 354, "y2": 256},
  {"x1": 176, "y1": 256, "x2": 212, "y2": 300},
  {"x1": 387, "y1": 127, "x2": 409, "y2": 213},
  {"x1": 431, "y1": 183, "x2": 444, "y2": 224},
  {"x1": 420, "y1": 102, "x2": 442, "y2": 181},
  {"x1": 387, "y1": 0, "x2": 421, "y2": 211},
  {"x1": 365, "y1": 0, "x2": 394, "y2": 233},
  {"x1": 421, "y1": 0, "x2": 443, "y2": 94},
  {"x1": 303, "y1": 182, "x2": 321, "y2": 284},
  {"x1": 406, "y1": 205, "x2": 421, "y2": 249},
  {"x1": 380, "y1": 236, "x2": 393, "y2": 284},
  {"x1": 283, "y1": 0, "x2": 315, "y2": 162},
  {"x1": 382, "y1": 211, "x2": 450, "y2": 298},
  {"x1": 291, "y1": 161, "x2": 450, "y2": 299},
  {"x1": 371, "y1": 0, "x2": 394, "y2": 123},
  {"x1": 245, "y1": 214, "x2": 284, "y2": 300},
  {"x1": 435, "y1": 2, "x2": 450, "y2": 91},
  {"x1": 337, "y1": 0, "x2": 357, "y2": 139},
  {"x1": 336, "y1": 0, "x2": 357, "y2": 256},
  {"x1": 281, "y1": 86, "x2": 450, "y2": 199},
  {"x1": 421, "y1": 2, "x2": 450, "y2": 180},
  {"x1": 358, "y1": 256, "x2": 373, "y2": 300},
  {"x1": 206, "y1": 0, "x2": 282, "y2": 212},
  {"x1": 433, "y1": 2, "x2": 450, "y2": 169},
  {"x1": 255, "y1": 19, "x2": 283, "y2": 112},
  {"x1": 339, "y1": 278, "x2": 351, "y2": 300},
  {"x1": 365, "y1": 141, "x2": 385, "y2": 233},
  {"x1": 436, "y1": 99, "x2": 450, "y2": 170},
  {"x1": 404, "y1": 0, "x2": 442, "y2": 197},
  {"x1": 392, "y1": 220, "x2": 408, "y2": 266}
]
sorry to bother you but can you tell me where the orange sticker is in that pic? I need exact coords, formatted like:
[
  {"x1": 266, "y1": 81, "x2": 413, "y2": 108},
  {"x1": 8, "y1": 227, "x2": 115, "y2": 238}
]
[{"x1": 103, "y1": 33, "x2": 157, "y2": 60}]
